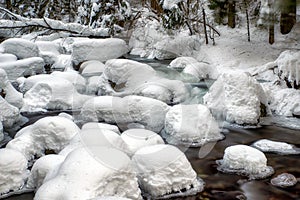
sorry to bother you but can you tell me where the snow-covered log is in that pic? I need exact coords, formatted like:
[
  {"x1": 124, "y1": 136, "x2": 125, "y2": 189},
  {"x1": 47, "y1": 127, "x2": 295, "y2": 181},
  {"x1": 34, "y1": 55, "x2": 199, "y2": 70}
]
[{"x1": 0, "y1": 7, "x2": 109, "y2": 37}]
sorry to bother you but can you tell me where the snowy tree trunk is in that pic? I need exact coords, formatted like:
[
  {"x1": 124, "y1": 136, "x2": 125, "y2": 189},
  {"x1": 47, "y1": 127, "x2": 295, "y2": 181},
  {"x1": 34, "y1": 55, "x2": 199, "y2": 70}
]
[
  {"x1": 203, "y1": 8, "x2": 209, "y2": 44},
  {"x1": 280, "y1": 0, "x2": 296, "y2": 34},
  {"x1": 244, "y1": 0, "x2": 250, "y2": 42},
  {"x1": 228, "y1": 0, "x2": 235, "y2": 28}
]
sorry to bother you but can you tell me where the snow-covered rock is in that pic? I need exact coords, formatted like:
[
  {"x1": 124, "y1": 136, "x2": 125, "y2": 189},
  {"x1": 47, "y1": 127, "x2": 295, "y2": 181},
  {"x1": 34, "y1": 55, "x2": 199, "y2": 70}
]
[
  {"x1": 81, "y1": 122, "x2": 120, "y2": 134},
  {"x1": 20, "y1": 75, "x2": 90, "y2": 112},
  {"x1": 6, "y1": 116, "x2": 80, "y2": 161},
  {"x1": 79, "y1": 60, "x2": 106, "y2": 77},
  {"x1": 0, "y1": 38, "x2": 40, "y2": 59},
  {"x1": 35, "y1": 147, "x2": 142, "y2": 200},
  {"x1": 98, "y1": 59, "x2": 189, "y2": 104},
  {"x1": 169, "y1": 56, "x2": 200, "y2": 70},
  {"x1": 0, "y1": 69, "x2": 23, "y2": 109},
  {"x1": 132, "y1": 144, "x2": 204, "y2": 198},
  {"x1": 0, "y1": 148, "x2": 29, "y2": 195},
  {"x1": 51, "y1": 54, "x2": 72, "y2": 70},
  {"x1": 0, "y1": 53, "x2": 17, "y2": 63},
  {"x1": 217, "y1": 145, "x2": 274, "y2": 179},
  {"x1": 27, "y1": 155, "x2": 65, "y2": 190},
  {"x1": 80, "y1": 95, "x2": 170, "y2": 133},
  {"x1": 164, "y1": 104, "x2": 223, "y2": 146},
  {"x1": 252, "y1": 139, "x2": 300, "y2": 155},
  {"x1": 162, "y1": 0, "x2": 183, "y2": 10},
  {"x1": 71, "y1": 38, "x2": 129, "y2": 67},
  {"x1": 121, "y1": 129, "x2": 164, "y2": 154},
  {"x1": 0, "y1": 57, "x2": 45, "y2": 80},
  {"x1": 0, "y1": 96, "x2": 21, "y2": 128},
  {"x1": 271, "y1": 173, "x2": 298, "y2": 188},
  {"x1": 87, "y1": 76, "x2": 101, "y2": 95},
  {"x1": 203, "y1": 71, "x2": 269, "y2": 125},
  {"x1": 51, "y1": 71, "x2": 86, "y2": 93}
]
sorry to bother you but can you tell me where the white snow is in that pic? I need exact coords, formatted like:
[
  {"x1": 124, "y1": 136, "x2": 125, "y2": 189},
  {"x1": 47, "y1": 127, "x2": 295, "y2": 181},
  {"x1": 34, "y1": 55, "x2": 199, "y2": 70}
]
[
  {"x1": 35, "y1": 147, "x2": 142, "y2": 200},
  {"x1": 81, "y1": 122, "x2": 120, "y2": 134},
  {"x1": 132, "y1": 144, "x2": 204, "y2": 198},
  {"x1": 6, "y1": 116, "x2": 80, "y2": 161},
  {"x1": 71, "y1": 38, "x2": 129, "y2": 66},
  {"x1": 89, "y1": 197, "x2": 131, "y2": 200},
  {"x1": 51, "y1": 71, "x2": 86, "y2": 93},
  {"x1": 252, "y1": 139, "x2": 299, "y2": 155},
  {"x1": 217, "y1": 145, "x2": 274, "y2": 179},
  {"x1": 270, "y1": 173, "x2": 298, "y2": 188},
  {"x1": 27, "y1": 155, "x2": 65, "y2": 189},
  {"x1": 164, "y1": 104, "x2": 223, "y2": 146},
  {"x1": 121, "y1": 129, "x2": 164, "y2": 154},
  {"x1": 0, "y1": 148, "x2": 29, "y2": 195},
  {"x1": 0, "y1": 57, "x2": 45, "y2": 80},
  {"x1": 51, "y1": 54, "x2": 72, "y2": 70},
  {"x1": 203, "y1": 71, "x2": 269, "y2": 125},
  {"x1": 0, "y1": 38, "x2": 40, "y2": 59},
  {"x1": 0, "y1": 122, "x2": 3, "y2": 141},
  {"x1": 0, "y1": 53, "x2": 17, "y2": 63},
  {"x1": 162, "y1": 0, "x2": 184, "y2": 10},
  {"x1": 79, "y1": 60, "x2": 106, "y2": 77},
  {"x1": 80, "y1": 95, "x2": 170, "y2": 133},
  {"x1": 0, "y1": 95, "x2": 21, "y2": 128}
]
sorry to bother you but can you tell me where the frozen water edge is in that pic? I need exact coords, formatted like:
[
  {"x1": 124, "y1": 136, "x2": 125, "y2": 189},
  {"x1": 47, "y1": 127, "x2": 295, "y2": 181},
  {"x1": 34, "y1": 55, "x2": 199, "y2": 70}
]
[
  {"x1": 142, "y1": 177, "x2": 205, "y2": 200},
  {"x1": 0, "y1": 187, "x2": 33, "y2": 199},
  {"x1": 260, "y1": 116, "x2": 300, "y2": 130}
]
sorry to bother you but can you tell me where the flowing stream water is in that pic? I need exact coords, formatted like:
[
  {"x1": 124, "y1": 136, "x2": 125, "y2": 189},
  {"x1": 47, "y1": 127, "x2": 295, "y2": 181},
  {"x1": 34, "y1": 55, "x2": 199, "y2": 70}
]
[{"x1": 3, "y1": 56, "x2": 300, "y2": 200}]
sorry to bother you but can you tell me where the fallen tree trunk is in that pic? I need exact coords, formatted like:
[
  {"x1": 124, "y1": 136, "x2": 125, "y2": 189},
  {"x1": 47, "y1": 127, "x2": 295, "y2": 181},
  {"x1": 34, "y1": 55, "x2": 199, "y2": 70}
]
[{"x1": 0, "y1": 7, "x2": 110, "y2": 38}]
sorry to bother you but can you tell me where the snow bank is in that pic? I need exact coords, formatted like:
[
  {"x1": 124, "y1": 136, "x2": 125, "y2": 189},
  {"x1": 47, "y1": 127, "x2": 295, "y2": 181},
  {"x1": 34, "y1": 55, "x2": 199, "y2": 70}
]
[
  {"x1": 79, "y1": 60, "x2": 106, "y2": 77},
  {"x1": 20, "y1": 75, "x2": 90, "y2": 112},
  {"x1": 164, "y1": 104, "x2": 223, "y2": 146},
  {"x1": 0, "y1": 148, "x2": 29, "y2": 195},
  {"x1": 81, "y1": 122, "x2": 120, "y2": 134},
  {"x1": 80, "y1": 95, "x2": 170, "y2": 133},
  {"x1": 217, "y1": 145, "x2": 274, "y2": 179},
  {"x1": 0, "y1": 38, "x2": 40, "y2": 59},
  {"x1": 0, "y1": 57, "x2": 45, "y2": 80},
  {"x1": 27, "y1": 155, "x2": 65, "y2": 189},
  {"x1": 0, "y1": 96, "x2": 21, "y2": 128},
  {"x1": 0, "y1": 53, "x2": 17, "y2": 62},
  {"x1": 132, "y1": 144, "x2": 204, "y2": 198},
  {"x1": 252, "y1": 139, "x2": 300, "y2": 155},
  {"x1": 98, "y1": 59, "x2": 189, "y2": 104},
  {"x1": 203, "y1": 71, "x2": 268, "y2": 125},
  {"x1": 121, "y1": 129, "x2": 164, "y2": 154},
  {"x1": 51, "y1": 71, "x2": 86, "y2": 93},
  {"x1": 35, "y1": 147, "x2": 142, "y2": 200},
  {"x1": 71, "y1": 38, "x2": 129, "y2": 67},
  {"x1": 6, "y1": 116, "x2": 80, "y2": 161},
  {"x1": 51, "y1": 54, "x2": 72, "y2": 70}
]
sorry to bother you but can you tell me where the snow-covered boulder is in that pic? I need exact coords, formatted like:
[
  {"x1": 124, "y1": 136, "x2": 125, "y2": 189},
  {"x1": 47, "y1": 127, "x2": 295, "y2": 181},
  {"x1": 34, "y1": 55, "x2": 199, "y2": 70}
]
[
  {"x1": 0, "y1": 69, "x2": 23, "y2": 109},
  {"x1": 164, "y1": 104, "x2": 223, "y2": 146},
  {"x1": 0, "y1": 38, "x2": 40, "y2": 59},
  {"x1": 51, "y1": 71, "x2": 86, "y2": 93},
  {"x1": 121, "y1": 129, "x2": 164, "y2": 154},
  {"x1": 203, "y1": 71, "x2": 269, "y2": 125},
  {"x1": 80, "y1": 96, "x2": 170, "y2": 133},
  {"x1": 71, "y1": 38, "x2": 129, "y2": 67},
  {"x1": 20, "y1": 75, "x2": 90, "y2": 112},
  {"x1": 27, "y1": 155, "x2": 65, "y2": 190},
  {"x1": 0, "y1": 57, "x2": 45, "y2": 80},
  {"x1": 169, "y1": 56, "x2": 200, "y2": 70},
  {"x1": 51, "y1": 54, "x2": 72, "y2": 70},
  {"x1": 35, "y1": 147, "x2": 142, "y2": 200},
  {"x1": 98, "y1": 59, "x2": 189, "y2": 104},
  {"x1": 59, "y1": 128, "x2": 130, "y2": 157},
  {"x1": 6, "y1": 116, "x2": 80, "y2": 161},
  {"x1": 79, "y1": 60, "x2": 106, "y2": 76},
  {"x1": 81, "y1": 122, "x2": 120, "y2": 134},
  {"x1": 0, "y1": 53, "x2": 17, "y2": 63},
  {"x1": 132, "y1": 144, "x2": 204, "y2": 198},
  {"x1": 252, "y1": 139, "x2": 300, "y2": 155},
  {"x1": 0, "y1": 148, "x2": 29, "y2": 195},
  {"x1": 217, "y1": 145, "x2": 274, "y2": 179},
  {"x1": 271, "y1": 173, "x2": 298, "y2": 188},
  {"x1": 87, "y1": 76, "x2": 101, "y2": 95},
  {"x1": 0, "y1": 96, "x2": 21, "y2": 128}
]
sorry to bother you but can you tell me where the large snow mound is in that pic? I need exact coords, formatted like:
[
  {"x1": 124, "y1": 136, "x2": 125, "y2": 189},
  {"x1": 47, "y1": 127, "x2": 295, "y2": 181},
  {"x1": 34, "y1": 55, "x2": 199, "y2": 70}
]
[
  {"x1": 164, "y1": 104, "x2": 223, "y2": 146},
  {"x1": 71, "y1": 38, "x2": 129, "y2": 67},
  {"x1": 132, "y1": 144, "x2": 204, "y2": 198},
  {"x1": 35, "y1": 147, "x2": 142, "y2": 200},
  {"x1": 0, "y1": 148, "x2": 29, "y2": 195},
  {"x1": 203, "y1": 71, "x2": 269, "y2": 125},
  {"x1": 0, "y1": 38, "x2": 40, "y2": 59},
  {"x1": 80, "y1": 95, "x2": 170, "y2": 133},
  {"x1": 98, "y1": 59, "x2": 189, "y2": 104},
  {"x1": 6, "y1": 116, "x2": 80, "y2": 161},
  {"x1": 217, "y1": 145, "x2": 274, "y2": 179}
]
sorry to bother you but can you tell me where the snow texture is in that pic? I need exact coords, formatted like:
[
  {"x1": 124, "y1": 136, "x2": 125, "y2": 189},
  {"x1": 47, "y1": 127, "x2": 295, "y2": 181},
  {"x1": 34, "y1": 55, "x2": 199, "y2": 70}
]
[
  {"x1": 79, "y1": 60, "x2": 106, "y2": 77},
  {"x1": 132, "y1": 144, "x2": 204, "y2": 198},
  {"x1": 162, "y1": 0, "x2": 184, "y2": 10},
  {"x1": 71, "y1": 38, "x2": 129, "y2": 66},
  {"x1": 0, "y1": 38, "x2": 40, "y2": 59},
  {"x1": 98, "y1": 59, "x2": 189, "y2": 104},
  {"x1": 6, "y1": 116, "x2": 80, "y2": 161},
  {"x1": 0, "y1": 95, "x2": 21, "y2": 128},
  {"x1": 0, "y1": 148, "x2": 29, "y2": 195},
  {"x1": 217, "y1": 145, "x2": 274, "y2": 180},
  {"x1": 252, "y1": 139, "x2": 300, "y2": 155},
  {"x1": 203, "y1": 71, "x2": 268, "y2": 125},
  {"x1": 51, "y1": 71, "x2": 86, "y2": 93},
  {"x1": 80, "y1": 95, "x2": 170, "y2": 133},
  {"x1": 271, "y1": 173, "x2": 298, "y2": 188},
  {"x1": 51, "y1": 54, "x2": 72, "y2": 70},
  {"x1": 35, "y1": 147, "x2": 142, "y2": 200},
  {"x1": 121, "y1": 129, "x2": 165, "y2": 154},
  {"x1": 0, "y1": 122, "x2": 3, "y2": 141},
  {"x1": 81, "y1": 122, "x2": 120, "y2": 134},
  {"x1": 164, "y1": 104, "x2": 223, "y2": 146},
  {"x1": 0, "y1": 53, "x2": 17, "y2": 62}
]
